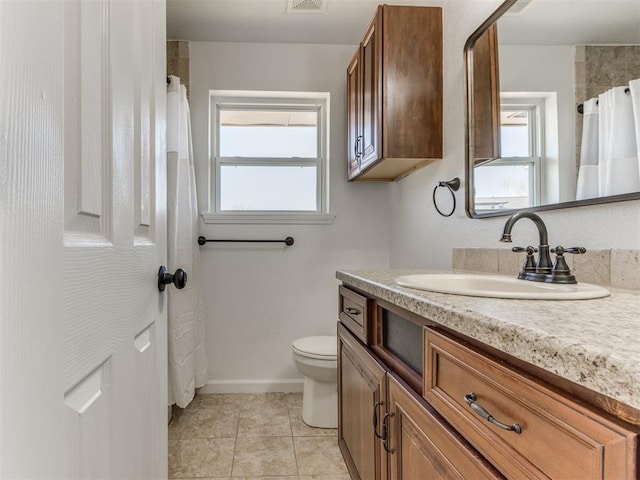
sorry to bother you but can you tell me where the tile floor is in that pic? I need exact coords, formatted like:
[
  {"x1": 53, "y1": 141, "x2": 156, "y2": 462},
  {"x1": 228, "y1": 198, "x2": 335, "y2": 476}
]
[{"x1": 169, "y1": 392, "x2": 350, "y2": 479}]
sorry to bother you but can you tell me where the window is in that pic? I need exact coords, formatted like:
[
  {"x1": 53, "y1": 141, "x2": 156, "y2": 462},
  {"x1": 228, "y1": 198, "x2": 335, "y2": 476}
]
[
  {"x1": 204, "y1": 91, "x2": 333, "y2": 224},
  {"x1": 474, "y1": 100, "x2": 543, "y2": 211}
]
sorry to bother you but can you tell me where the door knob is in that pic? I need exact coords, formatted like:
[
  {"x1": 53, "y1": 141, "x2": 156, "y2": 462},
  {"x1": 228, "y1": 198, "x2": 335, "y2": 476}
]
[{"x1": 158, "y1": 266, "x2": 187, "y2": 292}]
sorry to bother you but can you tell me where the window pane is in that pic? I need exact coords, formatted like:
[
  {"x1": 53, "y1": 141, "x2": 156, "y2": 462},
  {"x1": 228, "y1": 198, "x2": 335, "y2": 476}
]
[
  {"x1": 474, "y1": 164, "x2": 532, "y2": 211},
  {"x1": 500, "y1": 110, "x2": 530, "y2": 157},
  {"x1": 220, "y1": 110, "x2": 317, "y2": 157},
  {"x1": 220, "y1": 165, "x2": 317, "y2": 211}
]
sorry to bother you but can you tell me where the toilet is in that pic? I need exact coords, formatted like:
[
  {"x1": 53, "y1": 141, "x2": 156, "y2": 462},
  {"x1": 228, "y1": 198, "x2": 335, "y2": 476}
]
[{"x1": 291, "y1": 336, "x2": 338, "y2": 428}]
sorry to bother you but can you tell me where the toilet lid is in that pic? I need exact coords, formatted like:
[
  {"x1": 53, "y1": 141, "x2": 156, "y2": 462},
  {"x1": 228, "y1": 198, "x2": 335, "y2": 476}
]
[{"x1": 292, "y1": 336, "x2": 337, "y2": 358}]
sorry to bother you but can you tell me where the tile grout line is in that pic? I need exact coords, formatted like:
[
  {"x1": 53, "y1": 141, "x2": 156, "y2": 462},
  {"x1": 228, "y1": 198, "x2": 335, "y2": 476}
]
[
  {"x1": 229, "y1": 400, "x2": 242, "y2": 478},
  {"x1": 289, "y1": 404, "x2": 301, "y2": 478}
]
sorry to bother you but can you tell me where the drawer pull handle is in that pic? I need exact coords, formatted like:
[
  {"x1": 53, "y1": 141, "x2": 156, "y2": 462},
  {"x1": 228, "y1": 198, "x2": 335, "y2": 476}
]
[
  {"x1": 373, "y1": 400, "x2": 385, "y2": 439},
  {"x1": 344, "y1": 307, "x2": 360, "y2": 315},
  {"x1": 464, "y1": 393, "x2": 522, "y2": 434},
  {"x1": 382, "y1": 412, "x2": 395, "y2": 453}
]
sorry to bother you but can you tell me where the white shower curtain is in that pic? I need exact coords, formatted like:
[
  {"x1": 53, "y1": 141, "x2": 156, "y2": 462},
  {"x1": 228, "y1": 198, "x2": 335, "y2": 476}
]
[
  {"x1": 630, "y1": 79, "x2": 640, "y2": 178},
  {"x1": 167, "y1": 75, "x2": 207, "y2": 408},
  {"x1": 576, "y1": 81, "x2": 640, "y2": 199}
]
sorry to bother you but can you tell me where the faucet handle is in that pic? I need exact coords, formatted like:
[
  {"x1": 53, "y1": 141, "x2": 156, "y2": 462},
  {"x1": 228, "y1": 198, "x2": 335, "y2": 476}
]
[
  {"x1": 551, "y1": 246, "x2": 586, "y2": 255},
  {"x1": 512, "y1": 246, "x2": 538, "y2": 255},
  {"x1": 551, "y1": 246, "x2": 586, "y2": 278},
  {"x1": 512, "y1": 246, "x2": 537, "y2": 272}
]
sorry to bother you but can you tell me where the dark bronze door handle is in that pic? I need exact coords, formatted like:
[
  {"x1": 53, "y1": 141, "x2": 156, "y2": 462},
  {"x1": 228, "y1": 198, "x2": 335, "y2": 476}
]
[{"x1": 158, "y1": 266, "x2": 187, "y2": 292}]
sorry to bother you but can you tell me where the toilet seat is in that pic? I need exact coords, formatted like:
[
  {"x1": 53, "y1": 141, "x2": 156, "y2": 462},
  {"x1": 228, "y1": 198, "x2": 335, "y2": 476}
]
[{"x1": 292, "y1": 336, "x2": 337, "y2": 360}]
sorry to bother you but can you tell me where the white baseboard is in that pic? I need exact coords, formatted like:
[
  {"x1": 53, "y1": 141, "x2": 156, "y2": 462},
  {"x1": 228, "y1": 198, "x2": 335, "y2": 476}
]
[{"x1": 197, "y1": 379, "x2": 304, "y2": 394}]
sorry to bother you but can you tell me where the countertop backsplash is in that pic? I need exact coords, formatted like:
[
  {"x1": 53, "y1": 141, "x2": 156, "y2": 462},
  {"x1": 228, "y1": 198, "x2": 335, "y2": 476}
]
[{"x1": 452, "y1": 248, "x2": 640, "y2": 290}]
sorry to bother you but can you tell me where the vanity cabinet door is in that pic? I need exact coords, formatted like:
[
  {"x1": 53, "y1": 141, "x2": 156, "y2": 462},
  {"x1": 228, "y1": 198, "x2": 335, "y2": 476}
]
[
  {"x1": 387, "y1": 373, "x2": 504, "y2": 480},
  {"x1": 338, "y1": 323, "x2": 388, "y2": 480},
  {"x1": 424, "y1": 328, "x2": 638, "y2": 480}
]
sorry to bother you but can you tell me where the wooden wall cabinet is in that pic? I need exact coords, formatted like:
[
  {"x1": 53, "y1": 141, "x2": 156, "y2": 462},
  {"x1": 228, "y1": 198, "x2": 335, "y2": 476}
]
[{"x1": 347, "y1": 5, "x2": 443, "y2": 181}]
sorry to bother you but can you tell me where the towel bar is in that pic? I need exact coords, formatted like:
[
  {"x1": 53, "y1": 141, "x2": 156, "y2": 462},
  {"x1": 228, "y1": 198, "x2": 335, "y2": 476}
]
[{"x1": 197, "y1": 236, "x2": 294, "y2": 246}]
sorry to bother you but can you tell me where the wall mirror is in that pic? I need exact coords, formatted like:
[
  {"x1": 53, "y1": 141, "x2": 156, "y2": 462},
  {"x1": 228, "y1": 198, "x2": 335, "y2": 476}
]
[{"x1": 464, "y1": 0, "x2": 640, "y2": 218}]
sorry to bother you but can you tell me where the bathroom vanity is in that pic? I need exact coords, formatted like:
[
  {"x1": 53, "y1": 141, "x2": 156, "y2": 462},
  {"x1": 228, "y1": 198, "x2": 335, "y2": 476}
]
[{"x1": 336, "y1": 269, "x2": 639, "y2": 479}]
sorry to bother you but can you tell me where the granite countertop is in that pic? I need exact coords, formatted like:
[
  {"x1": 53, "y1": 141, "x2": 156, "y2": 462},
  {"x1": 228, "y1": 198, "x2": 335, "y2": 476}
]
[{"x1": 336, "y1": 269, "x2": 640, "y2": 411}]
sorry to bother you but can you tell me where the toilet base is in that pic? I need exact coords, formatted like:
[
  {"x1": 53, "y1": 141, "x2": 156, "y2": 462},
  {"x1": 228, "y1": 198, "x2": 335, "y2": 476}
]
[{"x1": 301, "y1": 376, "x2": 337, "y2": 429}]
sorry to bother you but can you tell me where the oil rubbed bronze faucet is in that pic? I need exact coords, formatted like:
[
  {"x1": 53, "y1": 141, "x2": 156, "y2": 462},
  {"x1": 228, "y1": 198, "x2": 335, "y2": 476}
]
[{"x1": 500, "y1": 211, "x2": 585, "y2": 284}]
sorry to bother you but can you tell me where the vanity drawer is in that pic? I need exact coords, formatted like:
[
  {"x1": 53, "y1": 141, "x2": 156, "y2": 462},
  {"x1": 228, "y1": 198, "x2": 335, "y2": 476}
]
[
  {"x1": 338, "y1": 285, "x2": 370, "y2": 343},
  {"x1": 424, "y1": 328, "x2": 637, "y2": 480}
]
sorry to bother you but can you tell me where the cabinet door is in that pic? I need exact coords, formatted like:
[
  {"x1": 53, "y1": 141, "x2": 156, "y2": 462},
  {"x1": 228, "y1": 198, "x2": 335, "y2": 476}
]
[
  {"x1": 338, "y1": 323, "x2": 388, "y2": 480},
  {"x1": 387, "y1": 374, "x2": 503, "y2": 480},
  {"x1": 359, "y1": 7, "x2": 381, "y2": 170},
  {"x1": 347, "y1": 49, "x2": 362, "y2": 180}
]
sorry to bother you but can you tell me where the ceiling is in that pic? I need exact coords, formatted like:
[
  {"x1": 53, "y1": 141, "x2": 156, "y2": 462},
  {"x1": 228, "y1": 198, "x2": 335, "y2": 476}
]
[
  {"x1": 166, "y1": 0, "x2": 446, "y2": 44},
  {"x1": 498, "y1": 0, "x2": 640, "y2": 45},
  {"x1": 166, "y1": 0, "x2": 640, "y2": 46}
]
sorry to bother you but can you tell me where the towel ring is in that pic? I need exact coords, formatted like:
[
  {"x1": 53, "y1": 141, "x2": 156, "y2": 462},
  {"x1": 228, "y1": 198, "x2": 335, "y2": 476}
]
[{"x1": 433, "y1": 178, "x2": 460, "y2": 217}]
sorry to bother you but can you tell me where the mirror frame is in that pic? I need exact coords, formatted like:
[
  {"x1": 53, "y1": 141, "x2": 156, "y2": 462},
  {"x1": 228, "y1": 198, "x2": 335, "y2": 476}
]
[{"x1": 464, "y1": 0, "x2": 640, "y2": 218}]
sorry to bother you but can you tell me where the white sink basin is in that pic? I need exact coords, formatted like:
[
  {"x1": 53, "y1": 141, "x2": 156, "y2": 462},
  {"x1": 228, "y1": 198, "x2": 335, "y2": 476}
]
[{"x1": 394, "y1": 273, "x2": 610, "y2": 300}]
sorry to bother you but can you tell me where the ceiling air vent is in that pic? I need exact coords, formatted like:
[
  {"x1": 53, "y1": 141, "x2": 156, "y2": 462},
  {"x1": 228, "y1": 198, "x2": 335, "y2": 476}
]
[{"x1": 287, "y1": 0, "x2": 328, "y2": 14}]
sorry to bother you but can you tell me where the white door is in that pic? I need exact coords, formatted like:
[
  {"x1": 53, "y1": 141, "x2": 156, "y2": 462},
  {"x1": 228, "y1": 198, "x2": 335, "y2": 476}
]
[{"x1": 0, "y1": 0, "x2": 168, "y2": 478}]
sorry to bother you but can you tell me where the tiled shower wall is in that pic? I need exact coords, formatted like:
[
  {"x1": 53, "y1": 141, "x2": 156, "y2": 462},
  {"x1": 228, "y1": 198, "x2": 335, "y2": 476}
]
[
  {"x1": 574, "y1": 45, "x2": 640, "y2": 164},
  {"x1": 167, "y1": 40, "x2": 190, "y2": 99},
  {"x1": 452, "y1": 248, "x2": 640, "y2": 289}
]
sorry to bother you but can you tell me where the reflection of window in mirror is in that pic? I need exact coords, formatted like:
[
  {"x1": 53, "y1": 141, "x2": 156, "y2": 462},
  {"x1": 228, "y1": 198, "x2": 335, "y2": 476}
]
[
  {"x1": 474, "y1": 93, "x2": 561, "y2": 212},
  {"x1": 474, "y1": 98, "x2": 547, "y2": 211}
]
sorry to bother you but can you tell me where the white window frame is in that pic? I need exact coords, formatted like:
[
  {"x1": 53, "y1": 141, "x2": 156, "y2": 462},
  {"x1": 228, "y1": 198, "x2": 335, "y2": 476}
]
[
  {"x1": 203, "y1": 90, "x2": 334, "y2": 225},
  {"x1": 488, "y1": 99, "x2": 544, "y2": 208}
]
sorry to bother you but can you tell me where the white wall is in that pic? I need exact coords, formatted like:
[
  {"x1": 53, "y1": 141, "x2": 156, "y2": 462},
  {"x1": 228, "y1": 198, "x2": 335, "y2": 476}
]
[
  {"x1": 190, "y1": 42, "x2": 390, "y2": 391},
  {"x1": 389, "y1": 0, "x2": 640, "y2": 270}
]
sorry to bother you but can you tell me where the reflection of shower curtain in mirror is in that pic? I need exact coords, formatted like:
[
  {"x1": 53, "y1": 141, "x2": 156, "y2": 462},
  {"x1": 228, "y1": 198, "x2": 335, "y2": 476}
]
[
  {"x1": 576, "y1": 82, "x2": 640, "y2": 199},
  {"x1": 631, "y1": 79, "x2": 640, "y2": 182},
  {"x1": 576, "y1": 99, "x2": 599, "y2": 200},
  {"x1": 167, "y1": 75, "x2": 207, "y2": 408}
]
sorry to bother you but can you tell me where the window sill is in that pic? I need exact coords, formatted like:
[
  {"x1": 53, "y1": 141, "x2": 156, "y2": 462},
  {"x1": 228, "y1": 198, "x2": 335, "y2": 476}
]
[{"x1": 202, "y1": 212, "x2": 335, "y2": 225}]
